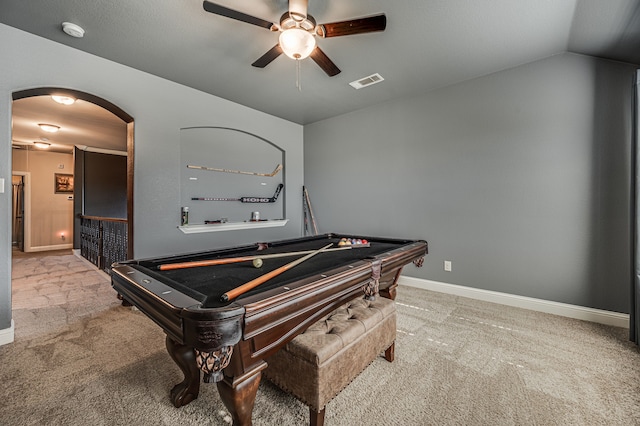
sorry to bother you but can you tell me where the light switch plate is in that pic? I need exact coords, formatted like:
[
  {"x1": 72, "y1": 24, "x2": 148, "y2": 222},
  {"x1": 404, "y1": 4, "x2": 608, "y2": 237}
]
[{"x1": 0, "y1": 178, "x2": 4, "y2": 193}]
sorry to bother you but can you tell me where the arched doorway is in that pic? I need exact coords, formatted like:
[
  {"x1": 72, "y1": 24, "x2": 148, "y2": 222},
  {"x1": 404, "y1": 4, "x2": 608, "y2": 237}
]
[{"x1": 11, "y1": 87, "x2": 134, "y2": 260}]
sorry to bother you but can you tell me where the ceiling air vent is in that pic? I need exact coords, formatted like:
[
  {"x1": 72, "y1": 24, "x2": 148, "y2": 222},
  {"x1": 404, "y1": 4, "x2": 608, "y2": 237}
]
[{"x1": 349, "y1": 73, "x2": 384, "y2": 89}]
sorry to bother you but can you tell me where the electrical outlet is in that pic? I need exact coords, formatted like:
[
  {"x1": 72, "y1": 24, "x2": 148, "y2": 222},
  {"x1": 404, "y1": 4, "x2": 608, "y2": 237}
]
[{"x1": 444, "y1": 260, "x2": 452, "y2": 272}]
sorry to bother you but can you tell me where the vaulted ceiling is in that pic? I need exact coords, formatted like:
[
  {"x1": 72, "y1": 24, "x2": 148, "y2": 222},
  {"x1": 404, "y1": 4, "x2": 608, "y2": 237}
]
[{"x1": 3, "y1": 0, "x2": 640, "y2": 152}]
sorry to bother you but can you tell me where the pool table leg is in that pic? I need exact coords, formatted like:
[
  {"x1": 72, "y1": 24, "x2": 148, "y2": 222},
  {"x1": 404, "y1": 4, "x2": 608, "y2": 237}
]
[
  {"x1": 380, "y1": 269, "x2": 402, "y2": 300},
  {"x1": 217, "y1": 362, "x2": 266, "y2": 426},
  {"x1": 166, "y1": 336, "x2": 200, "y2": 407}
]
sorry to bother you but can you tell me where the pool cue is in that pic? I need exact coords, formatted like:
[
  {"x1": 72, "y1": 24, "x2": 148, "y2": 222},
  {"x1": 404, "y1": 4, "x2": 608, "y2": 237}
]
[
  {"x1": 220, "y1": 243, "x2": 333, "y2": 302},
  {"x1": 187, "y1": 163, "x2": 283, "y2": 177},
  {"x1": 158, "y1": 245, "x2": 352, "y2": 271}
]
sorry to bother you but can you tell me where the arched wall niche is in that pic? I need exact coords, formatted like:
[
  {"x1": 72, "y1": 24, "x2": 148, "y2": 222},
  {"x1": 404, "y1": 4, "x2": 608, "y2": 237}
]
[{"x1": 180, "y1": 126, "x2": 286, "y2": 227}]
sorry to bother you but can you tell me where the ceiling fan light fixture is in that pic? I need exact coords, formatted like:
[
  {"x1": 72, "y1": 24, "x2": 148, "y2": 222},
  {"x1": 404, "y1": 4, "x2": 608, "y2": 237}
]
[
  {"x1": 51, "y1": 95, "x2": 76, "y2": 105},
  {"x1": 279, "y1": 28, "x2": 316, "y2": 60},
  {"x1": 38, "y1": 123, "x2": 60, "y2": 133},
  {"x1": 288, "y1": 0, "x2": 308, "y2": 22}
]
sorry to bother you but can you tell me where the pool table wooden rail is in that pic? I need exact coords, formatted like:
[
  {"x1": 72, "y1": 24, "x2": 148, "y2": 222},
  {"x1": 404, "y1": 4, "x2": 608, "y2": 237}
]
[
  {"x1": 239, "y1": 240, "x2": 427, "y2": 361},
  {"x1": 111, "y1": 264, "x2": 245, "y2": 352}
]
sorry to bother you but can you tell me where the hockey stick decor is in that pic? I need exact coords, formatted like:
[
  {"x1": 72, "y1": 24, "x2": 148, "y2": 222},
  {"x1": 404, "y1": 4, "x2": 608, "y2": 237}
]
[
  {"x1": 192, "y1": 183, "x2": 283, "y2": 203},
  {"x1": 188, "y1": 163, "x2": 283, "y2": 177},
  {"x1": 303, "y1": 186, "x2": 319, "y2": 235}
]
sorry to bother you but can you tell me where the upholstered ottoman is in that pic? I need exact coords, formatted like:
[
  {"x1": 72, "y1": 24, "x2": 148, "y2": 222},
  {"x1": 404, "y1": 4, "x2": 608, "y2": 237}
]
[{"x1": 264, "y1": 296, "x2": 396, "y2": 426}]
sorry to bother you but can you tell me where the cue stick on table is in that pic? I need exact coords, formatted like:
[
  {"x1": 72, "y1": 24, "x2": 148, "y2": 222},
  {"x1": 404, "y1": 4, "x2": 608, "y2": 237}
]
[
  {"x1": 158, "y1": 245, "x2": 352, "y2": 271},
  {"x1": 220, "y1": 243, "x2": 333, "y2": 302}
]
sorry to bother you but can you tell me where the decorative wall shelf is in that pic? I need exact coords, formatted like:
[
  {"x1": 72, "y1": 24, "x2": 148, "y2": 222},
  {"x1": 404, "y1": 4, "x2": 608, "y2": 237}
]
[{"x1": 178, "y1": 219, "x2": 289, "y2": 234}]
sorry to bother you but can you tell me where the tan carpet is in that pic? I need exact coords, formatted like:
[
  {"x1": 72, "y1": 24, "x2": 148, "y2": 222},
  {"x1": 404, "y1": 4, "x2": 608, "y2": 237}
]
[{"x1": 2, "y1": 252, "x2": 640, "y2": 425}]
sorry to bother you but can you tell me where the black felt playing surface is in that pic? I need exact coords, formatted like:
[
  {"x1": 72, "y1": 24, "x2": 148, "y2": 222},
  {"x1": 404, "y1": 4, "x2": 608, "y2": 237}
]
[{"x1": 132, "y1": 235, "x2": 407, "y2": 308}]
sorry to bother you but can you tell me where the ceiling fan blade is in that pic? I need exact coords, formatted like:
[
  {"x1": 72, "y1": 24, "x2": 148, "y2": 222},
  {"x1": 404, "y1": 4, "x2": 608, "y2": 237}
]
[
  {"x1": 288, "y1": 0, "x2": 308, "y2": 22},
  {"x1": 203, "y1": 1, "x2": 275, "y2": 30},
  {"x1": 317, "y1": 14, "x2": 386, "y2": 38},
  {"x1": 310, "y1": 47, "x2": 341, "y2": 77},
  {"x1": 252, "y1": 45, "x2": 283, "y2": 68}
]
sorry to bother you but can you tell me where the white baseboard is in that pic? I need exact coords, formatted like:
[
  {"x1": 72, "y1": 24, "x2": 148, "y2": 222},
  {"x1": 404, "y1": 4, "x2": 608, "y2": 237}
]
[
  {"x1": 398, "y1": 276, "x2": 629, "y2": 329},
  {"x1": 0, "y1": 320, "x2": 15, "y2": 346},
  {"x1": 26, "y1": 243, "x2": 73, "y2": 252}
]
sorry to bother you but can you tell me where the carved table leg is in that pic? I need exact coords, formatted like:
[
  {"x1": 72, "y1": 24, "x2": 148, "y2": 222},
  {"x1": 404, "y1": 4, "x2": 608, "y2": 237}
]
[
  {"x1": 380, "y1": 284, "x2": 397, "y2": 301},
  {"x1": 166, "y1": 336, "x2": 200, "y2": 407},
  {"x1": 380, "y1": 269, "x2": 402, "y2": 300},
  {"x1": 116, "y1": 293, "x2": 132, "y2": 306},
  {"x1": 217, "y1": 363, "x2": 266, "y2": 426}
]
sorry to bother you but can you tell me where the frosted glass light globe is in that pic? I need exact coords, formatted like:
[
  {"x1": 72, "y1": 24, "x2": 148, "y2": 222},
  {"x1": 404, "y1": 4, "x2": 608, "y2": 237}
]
[{"x1": 279, "y1": 28, "x2": 316, "y2": 60}]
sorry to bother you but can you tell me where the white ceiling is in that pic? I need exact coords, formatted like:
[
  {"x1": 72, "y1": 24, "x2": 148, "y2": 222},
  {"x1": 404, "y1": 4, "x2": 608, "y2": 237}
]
[
  {"x1": 11, "y1": 96, "x2": 128, "y2": 154},
  {"x1": 3, "y1": 0, "x2": 640, "y2": 152}
]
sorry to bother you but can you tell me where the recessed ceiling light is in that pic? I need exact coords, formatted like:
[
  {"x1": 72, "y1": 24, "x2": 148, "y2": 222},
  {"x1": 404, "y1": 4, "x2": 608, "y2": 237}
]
[
  {"x1": 62, "y1": 22, "x2": 85, "y2": 38},
  {"x1": 51, "y1": 95, "x2": 76, "y2": 105},
  {"x1": 33, "y1": 141, "x2": 51, "y2": 149},
  {"x1": 38, "y1": 123, "x2": 60, "y2": 133}
]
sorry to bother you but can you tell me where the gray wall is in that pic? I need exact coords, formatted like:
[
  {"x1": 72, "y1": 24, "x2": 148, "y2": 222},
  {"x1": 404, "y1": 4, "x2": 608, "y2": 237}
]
[
  {"x1": 0, "y1": 24, "x2": 304, "y2": 334},
  {"x1": 0, "y1": 23, "x2": 635, "y2": 339},
  {"x1": 305, "y1": 53, "x2": 636, "y2": 314}
]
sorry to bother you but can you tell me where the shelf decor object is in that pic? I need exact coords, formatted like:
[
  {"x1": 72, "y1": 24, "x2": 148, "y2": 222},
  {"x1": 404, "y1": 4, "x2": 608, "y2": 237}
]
[{"x1": 178, "y1": 219, "x2": 289, "y2": 234}]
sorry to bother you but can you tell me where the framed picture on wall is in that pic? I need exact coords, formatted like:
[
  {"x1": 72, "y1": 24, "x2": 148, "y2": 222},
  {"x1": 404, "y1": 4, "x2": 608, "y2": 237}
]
[{"x1": 54, "y1": 173, "x2": 74, "y2": 193}]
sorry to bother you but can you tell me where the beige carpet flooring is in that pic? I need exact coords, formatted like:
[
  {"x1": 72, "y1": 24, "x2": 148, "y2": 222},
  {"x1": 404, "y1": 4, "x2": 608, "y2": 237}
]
[{"x1": 2, "y1": 250, "x2": 640, "y2": 425}]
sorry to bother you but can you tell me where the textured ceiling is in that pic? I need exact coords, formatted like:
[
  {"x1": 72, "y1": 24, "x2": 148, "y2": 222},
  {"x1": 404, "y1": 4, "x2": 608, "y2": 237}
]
[{"x1": 3, "y1": 0, "x2": 640, "y2": 152}]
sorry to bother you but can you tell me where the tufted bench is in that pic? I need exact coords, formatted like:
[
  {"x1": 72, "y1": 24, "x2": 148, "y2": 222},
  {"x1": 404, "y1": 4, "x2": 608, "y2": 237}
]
[{"x1": 264, "y1": 296, "x2": 396, "y2": 426}]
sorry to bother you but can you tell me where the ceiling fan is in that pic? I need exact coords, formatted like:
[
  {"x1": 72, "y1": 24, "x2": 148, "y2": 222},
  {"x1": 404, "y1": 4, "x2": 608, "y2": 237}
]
[{"x1": 202, "y1": 0, "x2": 386, "y2": 77}]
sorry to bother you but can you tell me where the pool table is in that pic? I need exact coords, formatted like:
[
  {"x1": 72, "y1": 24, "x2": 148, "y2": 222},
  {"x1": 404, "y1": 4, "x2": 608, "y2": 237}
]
[{"x1": 110, "y1": 233, "x2": 427, "y2": 425}]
